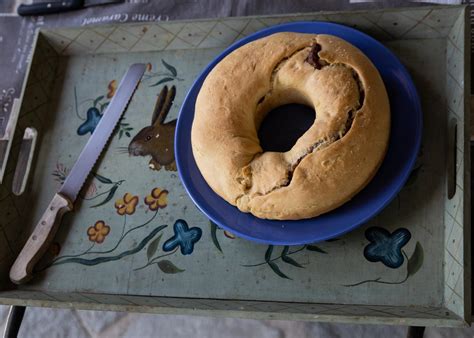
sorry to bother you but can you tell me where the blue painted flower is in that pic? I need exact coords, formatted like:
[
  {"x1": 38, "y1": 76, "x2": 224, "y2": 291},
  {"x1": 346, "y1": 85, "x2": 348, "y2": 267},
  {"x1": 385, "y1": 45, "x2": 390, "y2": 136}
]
[
  {"x1": 77, "y1": 107, "x2": 102, "y2": 135},
  {"x1": 363, "y1": 227, "x2": 411, "y2": 269},
  {"x1": 163, "y1": 219, "x2": 202, "y2": 255}
]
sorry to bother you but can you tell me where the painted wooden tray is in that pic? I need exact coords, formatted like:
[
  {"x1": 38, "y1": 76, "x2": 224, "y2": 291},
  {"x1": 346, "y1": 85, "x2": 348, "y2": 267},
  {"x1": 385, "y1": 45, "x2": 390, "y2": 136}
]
[{"x1": 0, "y1": 5, "x2": 470, "y2": 327}]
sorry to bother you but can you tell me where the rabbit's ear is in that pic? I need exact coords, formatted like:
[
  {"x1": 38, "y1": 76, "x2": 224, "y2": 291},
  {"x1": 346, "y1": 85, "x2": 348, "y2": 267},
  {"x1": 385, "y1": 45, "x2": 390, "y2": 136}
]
[
  {"x1": 155, "y1": 85, "x2": 176, "y2": 125},
  {"x1": 151, "y1": 85, "x2": 168, "y2": 125}
]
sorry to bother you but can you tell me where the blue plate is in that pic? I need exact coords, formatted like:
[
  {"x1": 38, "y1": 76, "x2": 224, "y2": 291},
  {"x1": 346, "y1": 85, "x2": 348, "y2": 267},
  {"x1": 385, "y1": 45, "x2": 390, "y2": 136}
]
[{"x1": 175, "y1": 22, "x2": 422, "y2": 245}]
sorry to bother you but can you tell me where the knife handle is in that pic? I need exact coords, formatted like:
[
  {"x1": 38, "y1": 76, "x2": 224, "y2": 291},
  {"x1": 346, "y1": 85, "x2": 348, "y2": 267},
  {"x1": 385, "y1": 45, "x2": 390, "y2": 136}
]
[
  {"x1": 17, "y1": 0, "x2": 83, "y2": 16},
  {"x1": 9, "y1": 193, "x2": 73, "y2": 284}
]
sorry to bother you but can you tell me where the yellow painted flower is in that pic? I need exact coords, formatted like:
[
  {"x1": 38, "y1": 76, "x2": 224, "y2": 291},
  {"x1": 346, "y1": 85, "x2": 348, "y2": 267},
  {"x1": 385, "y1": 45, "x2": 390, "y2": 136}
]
[
  {"x1": 115, "y1": 193, "x2": 139, "y2": 216},
  {"x1": 107, "y1": 80, "x2": 117, "y2": 99},
  {"x1": 87, "y1": 221, "x2": 110, "y2": 244},
  {"x1": 144, "y1": 188, "x2": 168, "y2": 211}
]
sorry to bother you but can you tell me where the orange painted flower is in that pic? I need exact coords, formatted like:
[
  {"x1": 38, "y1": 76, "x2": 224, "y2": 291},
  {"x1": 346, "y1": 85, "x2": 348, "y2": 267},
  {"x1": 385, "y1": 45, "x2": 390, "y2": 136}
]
[
  {"x1": 144, "y1": 188, "x2": 168, "y2": 210},
  {"x1": 115, "y1": 193, "x2": 139, "y2": 215},
  {"x1": 107, "y1": 80, "x2": 117, "y2": 99},
  {"x1": 87, "y1": 220, "x2": 110, "y2": 244},
  {"x1": 146, "y1": 63, "x2": 152, "y2": 72}
]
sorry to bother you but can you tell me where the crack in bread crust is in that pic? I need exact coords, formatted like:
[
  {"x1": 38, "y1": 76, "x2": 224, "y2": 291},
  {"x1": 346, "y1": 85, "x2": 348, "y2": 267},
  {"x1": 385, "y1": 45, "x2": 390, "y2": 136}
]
[
  {"x1": 242, "y1": 48, "x2": 366, "y2": 198},
  {"x1": 257, "y1": 46, "x2": 310, "y2": 108}
]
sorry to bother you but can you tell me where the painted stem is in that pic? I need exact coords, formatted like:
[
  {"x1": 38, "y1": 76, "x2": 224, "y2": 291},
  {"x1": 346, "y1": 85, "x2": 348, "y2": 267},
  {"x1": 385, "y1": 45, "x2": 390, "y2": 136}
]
[
  {"x1": 133, "y1": 247, "x2": 179, "y2": 271},
  {"x1": 81, "y1": 181, "x2": 123, "y2": 200},
  {"x1": 52, "y1": 225, "x2": 167, "y2": 266},
  {"x1": 343, "y1": 274, "x2": 409, "y2": 287},
  {"x1": 53, "y1": 210, "x2": 158, "y2": 264},
  {"x1": 343, "y1": 251, "x2": 411, "y2": 287},
  {"x1": 52, "y1": 243, "x2": 95, "y2": 263},
  {"x1": 79, "y1": 211, "x2": 158, "y2": 255},
  {"x1": 241, "y1": 245, "x2": 307, "y2": 267}
]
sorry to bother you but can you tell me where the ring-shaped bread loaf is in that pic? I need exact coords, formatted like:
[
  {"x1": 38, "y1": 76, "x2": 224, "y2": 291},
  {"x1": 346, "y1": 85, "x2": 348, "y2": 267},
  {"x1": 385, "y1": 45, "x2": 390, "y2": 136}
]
[{"x1": 191, "y1": 33, "x2": 390, "y2": 220}]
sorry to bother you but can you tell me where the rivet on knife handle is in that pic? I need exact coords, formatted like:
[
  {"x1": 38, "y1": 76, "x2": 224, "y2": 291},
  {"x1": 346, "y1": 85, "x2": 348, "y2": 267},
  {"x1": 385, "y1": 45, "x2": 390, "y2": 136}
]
[{"x1": 9, "y1": 193, "x2": 73, "y2": 284}]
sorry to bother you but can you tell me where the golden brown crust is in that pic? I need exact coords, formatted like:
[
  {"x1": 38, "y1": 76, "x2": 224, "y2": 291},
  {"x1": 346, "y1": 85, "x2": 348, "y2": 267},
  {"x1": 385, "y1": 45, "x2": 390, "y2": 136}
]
[{"x1": 191, "y1": 32, "x2": 390, "y2": 220}]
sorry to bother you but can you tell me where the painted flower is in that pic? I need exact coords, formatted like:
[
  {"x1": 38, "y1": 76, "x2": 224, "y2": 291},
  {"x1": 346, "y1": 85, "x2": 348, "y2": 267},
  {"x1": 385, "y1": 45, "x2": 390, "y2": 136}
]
[
  {"x1": 163, "y1": 219, "x2": 202, "y2": 255},
  {"x1": 87, "y1": 220, "x2": 110, "y2": 244},
  {"x1": 364, "y1": 227, "x2": 411, "y2": 269},
  {"x1": 144, "y1": 188, "x2": 168, "y2": 210},
  {"x1": 77, "y1": 107, "x2": 102, "y2": 135},
  {"x1": 146, "y1": 63, "x2": 152, "y2": 72},
  {"x1": 115, "y1": 193, "x2": 139, "y2": 215},
  {"x1": 107, "y1": 80, "x2": 117, "y2": 99}
]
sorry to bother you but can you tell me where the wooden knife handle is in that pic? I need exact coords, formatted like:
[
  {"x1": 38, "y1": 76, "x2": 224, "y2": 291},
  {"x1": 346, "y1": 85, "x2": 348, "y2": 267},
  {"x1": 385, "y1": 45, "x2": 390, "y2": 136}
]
[{"x1": 9, "y1": 193, "x2": 73, "y2": 284}]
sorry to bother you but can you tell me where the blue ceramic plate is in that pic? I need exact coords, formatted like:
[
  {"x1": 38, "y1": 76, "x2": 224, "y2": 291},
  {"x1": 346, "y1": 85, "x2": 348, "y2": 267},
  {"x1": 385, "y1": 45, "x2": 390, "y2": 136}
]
[{"x1": 175, "y1": 22, "x2": 422, "y2": 245}]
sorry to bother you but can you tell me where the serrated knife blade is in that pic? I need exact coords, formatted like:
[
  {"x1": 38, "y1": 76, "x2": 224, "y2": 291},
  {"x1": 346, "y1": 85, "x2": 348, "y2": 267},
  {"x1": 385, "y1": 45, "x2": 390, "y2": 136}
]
[
  {"x1": 60, "y1": 63, "x2": 145, "y2": 201},
  {"x1": 10, "y1": 63, "x2": 146, "y2": 284}
]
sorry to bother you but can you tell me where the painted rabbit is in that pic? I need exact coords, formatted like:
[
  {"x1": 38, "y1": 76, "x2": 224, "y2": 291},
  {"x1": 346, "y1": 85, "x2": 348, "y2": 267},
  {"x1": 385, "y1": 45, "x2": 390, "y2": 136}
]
[{"x1": 128, "y1": 85, "x2": 177, "y2": 171}]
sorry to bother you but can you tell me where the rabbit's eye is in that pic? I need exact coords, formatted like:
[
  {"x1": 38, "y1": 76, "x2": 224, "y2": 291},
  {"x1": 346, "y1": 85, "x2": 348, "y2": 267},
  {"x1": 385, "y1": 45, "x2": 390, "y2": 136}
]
[{"x1": 146, "y1": 135, "x2": 152, "y2": 141}]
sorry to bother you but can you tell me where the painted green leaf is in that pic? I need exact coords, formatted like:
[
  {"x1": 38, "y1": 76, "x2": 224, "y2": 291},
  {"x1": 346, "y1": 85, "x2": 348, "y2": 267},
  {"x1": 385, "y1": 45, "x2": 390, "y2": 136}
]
[
  {"x1": 210, "y1": 221, "x2": 222, "y2": 253},
  {"x1": 268, "y1": 261, "x2": 291, "y2": 279},
  {"x1": 162, "y1": 59, "x2": 177, "y2": 77},
  {"x1": 121, "y1": 123, "x2": 130, "y2": 126},
  {"x1": 150, "y1": 77, "x2": 174, "y2": 87},
  {"x1": 119, "y1": 130, "x2": 123, "y2": 139},
  {"x1": 90, "y1": 185, "x2": 118, "y2": 208},
  {"x1": 405, "y1": 165, "x2": 422, "y2": 187},
  {"x1": 280, "y1": 245, "x2": 304, "y2": 267},
  {"x1": 407, "y1": 242, "x2": 424, "y2": 277},
  {"x1": 93, "y1": 173, "x2": 113, "y2": 184},
  {"x1": 306, "y1": 245, "x2": 328, "y2": 254},
  {"x1": 158, "y1": 260, "x2": 185, "y2": 274},
  {"x1": 265, "y1": 245, "x2": 273, "y2": 262},
  {"x1": 93, "y1": 95, "x2": 104, "y2": 107},
  {"x1": 125, "y1": 132, "x2": 131, "y2": 137},
  {"x1": 147, "y1": 233, "x2": 162, "y2": 261},
  {"x1": 281, "y1": 255, "x2": 304, "y2": 268}
]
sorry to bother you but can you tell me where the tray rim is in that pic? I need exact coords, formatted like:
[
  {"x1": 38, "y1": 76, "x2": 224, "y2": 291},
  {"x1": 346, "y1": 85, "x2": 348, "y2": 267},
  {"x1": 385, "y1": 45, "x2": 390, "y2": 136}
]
[{"x1": 0, "y1": 294, "x2": 469, "y2": 328}]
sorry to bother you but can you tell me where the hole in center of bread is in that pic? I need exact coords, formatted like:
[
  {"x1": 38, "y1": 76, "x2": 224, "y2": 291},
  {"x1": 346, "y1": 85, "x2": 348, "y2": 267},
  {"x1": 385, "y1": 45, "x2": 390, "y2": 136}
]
[{"x1": 258, "y1": 103, "x2": 315, "y2": 153}]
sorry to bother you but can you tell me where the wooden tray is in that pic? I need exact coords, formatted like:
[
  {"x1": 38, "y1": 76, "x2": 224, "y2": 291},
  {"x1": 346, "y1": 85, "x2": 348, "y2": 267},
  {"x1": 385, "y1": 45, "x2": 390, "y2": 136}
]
[{"x1": 0, "y1": 5, "x2": 470, "y2": 327}]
